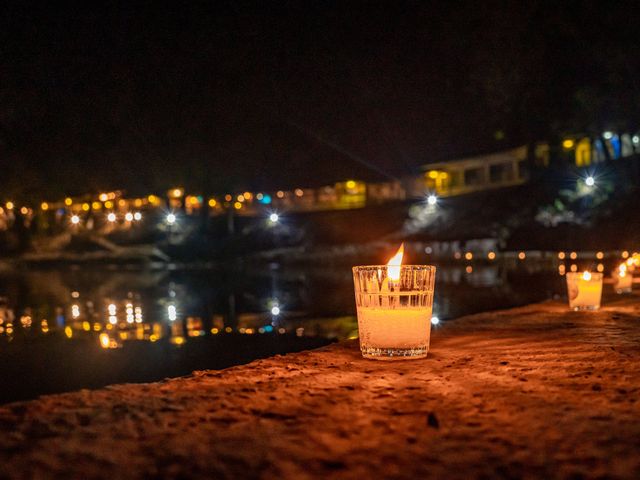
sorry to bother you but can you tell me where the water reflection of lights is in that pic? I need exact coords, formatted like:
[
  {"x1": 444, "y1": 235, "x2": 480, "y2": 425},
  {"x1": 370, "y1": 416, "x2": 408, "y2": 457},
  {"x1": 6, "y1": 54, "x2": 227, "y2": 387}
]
[
  {"x1": 99, "y1": 333, "x2": 110, "y2": 348},
  {"x1": 20, "y1": 315, "x2": 32, "y2": 327},
  {"x1": 126, "y1": 303, "x2": 134, "y2": 323}
]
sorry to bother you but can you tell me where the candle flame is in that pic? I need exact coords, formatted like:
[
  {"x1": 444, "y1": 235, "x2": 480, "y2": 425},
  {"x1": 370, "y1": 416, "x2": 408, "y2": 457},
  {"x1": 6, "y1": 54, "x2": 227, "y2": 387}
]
[
  {"x1": 582, "y1": 271, "x2": 591, "y2": 281},
  {"x1": 387, "y1": 243, "x2": 404, "y2": 281},
  {"x1": 619, "y1": 264, "x2": 627, "y2": 277}
]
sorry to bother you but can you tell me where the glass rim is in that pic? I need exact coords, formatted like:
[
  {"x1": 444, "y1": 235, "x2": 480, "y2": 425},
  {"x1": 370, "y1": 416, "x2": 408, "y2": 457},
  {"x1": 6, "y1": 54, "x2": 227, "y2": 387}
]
[
  {"x1": 352, "y1": 265, "x2": 436, "y2": 271},
  {"x1": 565, "y1": 271, "x2": 603, "y2": 279}
]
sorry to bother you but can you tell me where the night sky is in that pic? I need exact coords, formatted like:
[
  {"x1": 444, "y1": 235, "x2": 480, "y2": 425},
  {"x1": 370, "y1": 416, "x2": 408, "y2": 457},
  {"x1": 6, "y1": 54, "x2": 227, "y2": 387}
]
[{"x1": 1, "y1": 1, "x2": 639, "y2": 201}]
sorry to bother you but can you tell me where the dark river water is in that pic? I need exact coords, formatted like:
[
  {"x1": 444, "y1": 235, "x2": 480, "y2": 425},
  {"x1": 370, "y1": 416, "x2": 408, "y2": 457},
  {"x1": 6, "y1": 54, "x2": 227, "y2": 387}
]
[{"x1": 0, "y1": 259, "x2": 578, "y2": 403}]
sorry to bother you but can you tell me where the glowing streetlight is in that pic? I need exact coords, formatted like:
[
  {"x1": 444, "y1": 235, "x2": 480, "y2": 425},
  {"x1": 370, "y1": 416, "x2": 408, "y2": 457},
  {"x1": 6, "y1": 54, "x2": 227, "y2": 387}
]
[
  {"x1": 166, "y1": 213, "x2": 176, "y2": 225},
  {"x1": 585, "y1": 176, "x2": 595, "y2": 187},
  {"x1": 427, "y1": 194, "x2": 438, "y2": 206},
  {"x1": 70, "y1": 215, "x2": 80, "y2": 225},
  {"x1": 107, "y1": 212, "x2": 117, "y2": 222},
  {"x1": 431, "y1": 316, "x2": 440, "y2": 325},
  {"x1": 124, "y1": 212, "x2": 134, "y2": 222},
  {"x1": 269, "y1": 213, "x2": 279, "y2": 224},
  {"x1": 168, "y1": 304, "x2": 177, "y2": 321},
  {"x1": 133, "y1": 212, "x2": 142, "y2": 221},
  {"x1": 271, "y1": 305, "x2": 280, "y2": 316}
]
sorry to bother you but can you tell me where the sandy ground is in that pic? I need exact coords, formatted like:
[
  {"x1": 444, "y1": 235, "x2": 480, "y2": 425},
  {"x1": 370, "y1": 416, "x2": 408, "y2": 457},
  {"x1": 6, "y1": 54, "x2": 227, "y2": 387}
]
[{"x1": 1, "y1": 296, "x2": 639, "y2": 479}]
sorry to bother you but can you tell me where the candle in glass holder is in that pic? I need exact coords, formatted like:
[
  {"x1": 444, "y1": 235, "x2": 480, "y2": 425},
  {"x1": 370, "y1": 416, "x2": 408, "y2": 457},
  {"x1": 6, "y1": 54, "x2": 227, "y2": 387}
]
[
  {"x1": 566, "y1": 271, "x2": 603, "y2": 311},
  {"x1": 353, "y1": 244, "x2": 436, "y2": 359},
  {"x1": 613, "y1": 264, "x2": 632, "y2": 294}
]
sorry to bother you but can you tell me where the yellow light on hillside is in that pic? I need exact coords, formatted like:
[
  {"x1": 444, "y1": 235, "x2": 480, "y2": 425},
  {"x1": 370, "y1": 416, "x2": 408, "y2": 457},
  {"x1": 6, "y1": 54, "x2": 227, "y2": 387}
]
[
  {"x1": 233, "y1": 201, "x2": 242, "y2": 210},
  {"x1": 41, "y1": 202, "x2": 49, "y2": 211},
  {"x1": 104, "y1": 200, "x2": 113, "y2": 209},
  {"x1": 487, "y1": 251, "x2": 496, "y2": 260},
  {"x1": 65, "y1": 197, "x2": 73, "y2": 206},
  {"x1": 237, "y1": 194, "x2": 245, "y2": 202},
  {"x1": 82, "y1": 203, "x2": 90, "y2": 211},
  {"x1": 518, "y1": 251, "x2": 526, "y2": 260},
  {"x1": 465, "y1": 252, "x2": 473, "y2": 260},
  {"x1": 243, "y1": 192, "x2": 252, "y2": 200},
  {"x1": 225, "y1": 194, "x2": 232, "y2": 202},
  {"x1": 276, "y1": 190, "x2": 285, "y2": 198},
  {"x1": 6, "y1": 201, "x2": 14, "y2": 210},
  {"x1": 99, "y1": 193, "x2": 109, "y2": 202},
  {"x1": 346, "y1": 180, "x2": 357, "y2": 189},
  {"x1": 562, "y1": 139, "x2": 575, "y2": 149},
  {"x1": 92, "y1": 202, "x2": 102, "y2": 210},
  {"x1": 170, "y1": 188, "x2": 184, "y2": 198},
  {"x1": 118, "y1": 199, "x2": 126, "y2": 207},
  {"x1": 134, "y1": 199, "x2": 143, "y2": 207},
  {"x1": 20, "y1": 207, "x2": 28, "y2": 215},
  {"x1": 208, "y1": 198, "x2": 217, "y2": 207},
  {"x1": 427, "y1": 171, "x2": 439, "y2": 179},
  {"x1": 596, "y1": 251, "x2": 604, "y2": 260},
  {"x1": 295, "y1": 188, "x2": 304, "y2": 197},
  {"x1": 148, "y1": 194, "x2": 158, "y2": 204}
]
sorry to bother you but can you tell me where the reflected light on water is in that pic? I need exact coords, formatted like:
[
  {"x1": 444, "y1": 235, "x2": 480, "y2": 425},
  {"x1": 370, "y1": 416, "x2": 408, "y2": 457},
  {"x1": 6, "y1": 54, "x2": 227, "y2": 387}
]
[{"x1": 167, "y1": 305, "x2": 177, "y2": 321}]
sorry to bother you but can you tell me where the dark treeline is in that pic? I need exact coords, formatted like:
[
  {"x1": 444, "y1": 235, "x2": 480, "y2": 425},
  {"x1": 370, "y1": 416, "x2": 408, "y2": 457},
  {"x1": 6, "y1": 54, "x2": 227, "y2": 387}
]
[{"x1": 1, "y1": 1, "x2": 639, "y2": 203}]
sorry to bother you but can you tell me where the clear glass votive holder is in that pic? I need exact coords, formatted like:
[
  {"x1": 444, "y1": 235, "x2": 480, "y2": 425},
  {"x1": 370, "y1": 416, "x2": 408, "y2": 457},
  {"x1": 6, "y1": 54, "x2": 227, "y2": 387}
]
[
  {"x1": 613, "y1": 271, "x2": 633, "y2": 294},
  {"x1": 352, "y1": 265, "x2": 436, "y2": 360},
  {"x1": 566, "y1": 272, "x2": 603, "y2": 311}
]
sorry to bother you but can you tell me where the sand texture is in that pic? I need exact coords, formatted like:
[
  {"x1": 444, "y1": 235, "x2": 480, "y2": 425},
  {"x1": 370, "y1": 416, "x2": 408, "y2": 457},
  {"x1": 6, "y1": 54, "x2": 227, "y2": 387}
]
[{"x1": 1, "y1": 297, "x2": 639, "y2": 479}]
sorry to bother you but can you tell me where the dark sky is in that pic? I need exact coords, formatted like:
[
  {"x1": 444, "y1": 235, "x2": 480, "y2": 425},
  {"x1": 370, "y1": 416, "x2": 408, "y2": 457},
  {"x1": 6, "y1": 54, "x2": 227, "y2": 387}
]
[{"x1": 1, "y1": 1, "x2": 639, "y2": 201}]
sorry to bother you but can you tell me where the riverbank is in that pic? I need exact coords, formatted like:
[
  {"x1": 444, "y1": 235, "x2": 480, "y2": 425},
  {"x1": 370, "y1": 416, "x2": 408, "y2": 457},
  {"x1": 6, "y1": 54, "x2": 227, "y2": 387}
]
[{"x1": 1, "y1": 296, "x2": 639, "y2": 478}]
